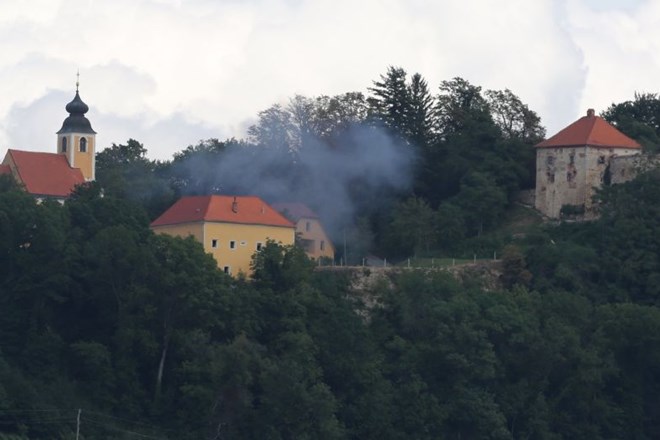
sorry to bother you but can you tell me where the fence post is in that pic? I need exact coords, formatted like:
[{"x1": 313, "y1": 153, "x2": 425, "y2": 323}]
[
  {"x1": 384, "y1": 258, "x2": 387, "y2": 268},
  {"x1": 407, "y1": 258, "x2": 410, "y2": 268},
  {"x1": 473, "y1": 254, "x2": 476, "y2": 263}
]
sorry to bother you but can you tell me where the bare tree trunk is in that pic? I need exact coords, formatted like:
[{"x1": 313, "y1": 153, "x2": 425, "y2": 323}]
[{"x1": 155, "y1": 331, "x2": 170, "y2": 401}]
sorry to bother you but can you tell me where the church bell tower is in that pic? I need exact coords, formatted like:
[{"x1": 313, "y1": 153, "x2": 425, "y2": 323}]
[{"x1": 56, "y1": 74, "x2": 96, "y2": 181}]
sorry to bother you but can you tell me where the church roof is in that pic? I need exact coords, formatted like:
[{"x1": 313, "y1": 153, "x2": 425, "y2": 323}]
[
  {"x1": 57, "y1": 90, "x2": 96, "y2": 135},
  {"x1": 271, "y1": 202, "x2": 319, "y2": 221},
  {"x1": 151, "y1": 195, "x2": 296, "y2": 228},
  {"x1": 5, "y1": 149, "x2": 85, "y2": 197},
  {"x1": 536, "y1": 109, "x2": 641, "y2": 149}
]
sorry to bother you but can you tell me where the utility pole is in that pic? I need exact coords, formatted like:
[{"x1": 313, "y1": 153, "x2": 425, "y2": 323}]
[
  {"x1": 343, "y1": 228, "x2": 347, "y2": 266},
  {"x1": 75, "y1": 408, "x2": 81, "y2": 440}
]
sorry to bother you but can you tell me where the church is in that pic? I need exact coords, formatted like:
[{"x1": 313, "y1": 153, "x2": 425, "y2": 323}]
[{"x1": 0, "y1": 81, "x2": 96, "y2": 202}]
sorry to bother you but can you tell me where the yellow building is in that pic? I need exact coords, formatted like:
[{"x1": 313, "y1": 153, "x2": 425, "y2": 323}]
[
  {"x1": 272, "y1": 202, "x2": 335, "y2": 261},
  {"x1": 151, "y1": 195, "x2": 296, "y2": 276},
  {"x1": 56, "y1": 84, "x2": 97, "y2": 182}
]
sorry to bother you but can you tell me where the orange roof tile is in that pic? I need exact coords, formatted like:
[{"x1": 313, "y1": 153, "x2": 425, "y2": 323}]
[
  {"x1": 7, "y1": 149, "x2": 85, "y2": 197},
  {"x1": 151, "y1": 195, "x2": 296, "y2": 228},
  {"x1": 271, "y1": 202, "x2": 319, "y2": 221},
  {"x1": 536, "y1": 109, "x2": 641, "y2": 149}
]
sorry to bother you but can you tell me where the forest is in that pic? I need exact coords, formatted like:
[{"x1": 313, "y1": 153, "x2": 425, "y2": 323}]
[{"x1": 2, "y1": 67, "x2": 660, "y2": 439}]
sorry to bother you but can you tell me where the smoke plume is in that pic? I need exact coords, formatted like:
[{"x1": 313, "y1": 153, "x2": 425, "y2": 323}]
[{"x1": 174, "y1": 124, "x2": 416, "y2": 240}]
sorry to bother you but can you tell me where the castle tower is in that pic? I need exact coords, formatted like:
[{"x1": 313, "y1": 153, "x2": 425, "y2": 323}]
[
  {"x1": 56, "y1": 76, "x2": 96, "y2": 181},
  {"x1": 534, "y1": 109, "x2": 641, "y2": 218}
]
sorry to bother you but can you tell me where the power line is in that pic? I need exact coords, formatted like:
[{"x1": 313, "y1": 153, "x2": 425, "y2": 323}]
[
  {"x1": 0, "y1": 408, "x2": 169, "y2": 439},
  {"x1": 0, "y1": 409, "x2": 69, "y2": 414},
  {"x1": 82, "y1": 409, "x2": 174, "y2": 431},
  {"x1": 81, "y1": 417, "x2": 167, "y2": 439}
]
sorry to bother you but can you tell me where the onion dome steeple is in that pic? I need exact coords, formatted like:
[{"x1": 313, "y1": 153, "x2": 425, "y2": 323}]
[{"x1": 57, "y1": 75, "x2": 96, "y2": 135}]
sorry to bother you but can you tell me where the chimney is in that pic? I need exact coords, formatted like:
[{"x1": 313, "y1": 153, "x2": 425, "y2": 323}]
[
  {"x1": 587, "y1": 108, "x2": 595, "y2": 117},
  {"x1": 231, "y1": 196, "x2": 238, "y2": 213}
]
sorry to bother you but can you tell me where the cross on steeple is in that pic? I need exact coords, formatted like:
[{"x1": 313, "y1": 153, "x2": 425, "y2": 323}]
[{"x1": 76, "y1": 70, "x2": 80, "y2": 93}]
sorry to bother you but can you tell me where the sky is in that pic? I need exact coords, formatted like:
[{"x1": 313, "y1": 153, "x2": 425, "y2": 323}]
[{"x1": 0, "y1": 0, "x2": 658, "y2": 160}]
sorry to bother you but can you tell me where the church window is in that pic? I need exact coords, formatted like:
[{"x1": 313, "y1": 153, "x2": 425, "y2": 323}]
[
  {"x1": 229, "y1": 240, "x2": 236, "y2": 250},
  {"x1": 223, "y1": 266, "x2": 231, "y2": 274},
  {"x1": 211, "y1": 239, "x2": 218, "y2": 248},
  {"x1": 61, "y1": 137, "x2": 67, "y2": 152},
  {"x1": 80, "y1": 137, "x2": 87, "y2": 153}
]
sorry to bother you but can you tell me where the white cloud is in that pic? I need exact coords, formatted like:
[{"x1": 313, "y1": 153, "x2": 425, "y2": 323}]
[
  {"x1": 566, "y1": 0, "x2": 660, "y2": 116},
  {"x1": 0, "y1": 0, "x2": 657, "y2": 159}
]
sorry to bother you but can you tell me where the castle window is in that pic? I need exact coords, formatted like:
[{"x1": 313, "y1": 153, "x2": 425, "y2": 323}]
[
  {"x1": 569, "y1": 153, "x2": 575, "y2": 165},
  {"x1": 598, "y1": 155, "x2": 606, "y2": 164},
  {"x1": 547, "y1": 172, "x2": 555, "y2": 183},
  {"x1": 61, "y1": 137, "x2": 67, "y2": 152},
  {"x1": 546, "y1": 156, "x2": 555, "y2": 166},
  {"x1": 80, "y1": 137, "x2": 87, "y2": 153}
]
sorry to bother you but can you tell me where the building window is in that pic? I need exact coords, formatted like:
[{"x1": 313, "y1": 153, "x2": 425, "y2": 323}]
[
  {"x1": 300, "y1": 238, "x2": 314, "y2": 252},
  {"x1": 80, "y1": 137, "x2": 87, "y2": 153},
  {"x1": 320, "y1": 241, "x2": 325, "y2": 251},
  {"x1": 305, "y1": 221, "x2": 311, "y2": 232},
  {"x1": 598, "y1": 155, "x2": 606, "y2": 164},
  {"x1": 229, "y1": 240, "x2": 236, "y2": 250},
  {"x1": 211, "y1": 239, "x2": 218, "y2": 248},
  {"x1": 240, "y1": 241, "x2": 247, "y2": 247},
  {"x1": 546, "y1": 156, "x2": 555, "y2": 166},
  {"x1": 569, "y1": 153, "x2": 575, "y2": 165},
  {"x1": 256, "y1": 242, "x2": 263, "y2": 251},
  {"x1": 223, "y1": 266, "x2": 231, "y2": 274},
  {"x1": 61, "y1": 137, "x2": 67, "y2": 152}
]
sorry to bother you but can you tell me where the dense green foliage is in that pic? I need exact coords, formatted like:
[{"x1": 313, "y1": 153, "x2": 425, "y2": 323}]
[
  {"x1": 602, "y1": 93, "x2": 660, "y2": 153},
  {"x1": 3, "y1": 166, "x2": 660, "y2": 438},
  {"x1": 4, "y1": 71, "x2": 660, "y2": 438}
]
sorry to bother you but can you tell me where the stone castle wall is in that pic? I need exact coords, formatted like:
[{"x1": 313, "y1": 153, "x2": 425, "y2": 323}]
[
  {"x1": 535, "y1": 146, "x2": 638, "y2": 218},
  {"x1": 609, "y1": 154, "x2": 660, "y2": 184}
]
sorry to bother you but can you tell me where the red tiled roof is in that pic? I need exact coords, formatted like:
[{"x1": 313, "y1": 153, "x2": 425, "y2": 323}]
[
  {"x1": 271, "y1": 202, "x2": 319, "y2": 221},
  {"x1": 6, "y1": 149, "x2": 85, "y2": 197},
  {"x1": 151, "y1": 195, "x2": 296, "y2": 228},
  {"x1": 536, "y1": 109, "x2": 641, "y2": 149}
]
